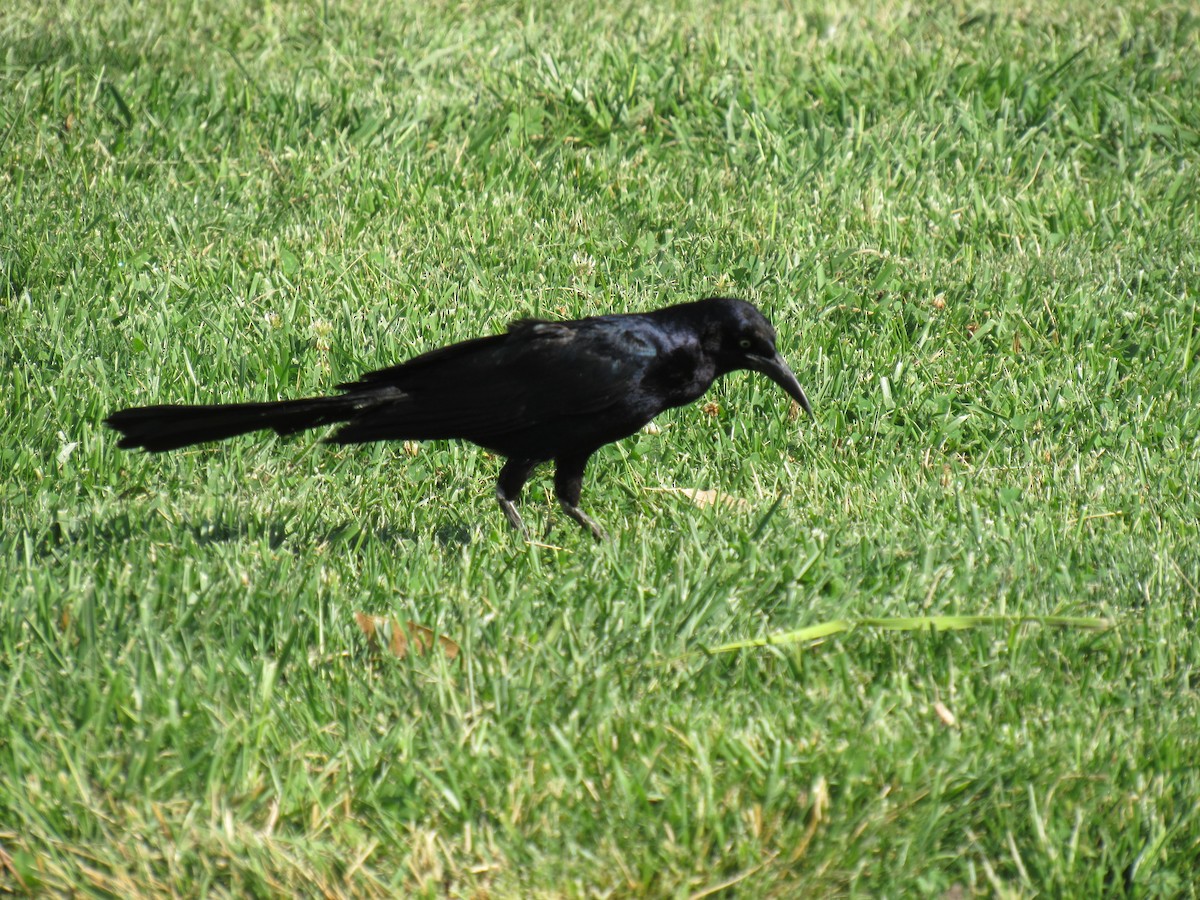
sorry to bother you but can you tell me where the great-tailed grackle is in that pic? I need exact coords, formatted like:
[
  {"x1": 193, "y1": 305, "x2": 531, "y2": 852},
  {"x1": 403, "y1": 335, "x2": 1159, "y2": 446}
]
[{"x1": 105, "y1": 297, "x2": 812, "y2": 539}]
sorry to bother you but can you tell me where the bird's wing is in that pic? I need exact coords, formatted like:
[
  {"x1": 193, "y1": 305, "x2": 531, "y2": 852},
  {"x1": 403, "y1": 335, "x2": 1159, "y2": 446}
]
[{"x1": 334, "y1": 317, "x2": 662, "y2": 442}]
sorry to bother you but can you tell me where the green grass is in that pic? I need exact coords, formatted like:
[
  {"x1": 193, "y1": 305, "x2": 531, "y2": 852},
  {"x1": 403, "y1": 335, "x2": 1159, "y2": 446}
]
[{"x1": 3, "y1": 0, "x2": 1200, "y2": 894}]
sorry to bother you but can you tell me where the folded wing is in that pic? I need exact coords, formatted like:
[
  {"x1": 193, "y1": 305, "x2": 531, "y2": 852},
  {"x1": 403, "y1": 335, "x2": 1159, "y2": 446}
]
[{"x1": 329, "y1": 318, "x2": 660, "y2": 447}]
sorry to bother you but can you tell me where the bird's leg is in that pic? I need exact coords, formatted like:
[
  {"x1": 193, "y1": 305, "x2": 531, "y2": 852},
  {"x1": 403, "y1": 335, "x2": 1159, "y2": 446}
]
[
  {"x1": 495, "y1": 457, "x2": 539, "y2": 538},
  {"x1": 554, "y1": 454, "x2": 607, "y2": 541}
]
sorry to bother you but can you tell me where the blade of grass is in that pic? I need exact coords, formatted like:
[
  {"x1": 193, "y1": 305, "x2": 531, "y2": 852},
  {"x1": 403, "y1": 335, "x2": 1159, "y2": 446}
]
[{"x1": 705, "y1": 614, "x2": 1114, "y2": 654}]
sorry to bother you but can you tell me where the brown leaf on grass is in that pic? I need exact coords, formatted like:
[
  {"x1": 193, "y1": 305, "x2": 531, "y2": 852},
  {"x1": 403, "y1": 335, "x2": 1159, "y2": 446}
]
[{"x1": 355, "y1": 614, "x2": 460, "y2": 661}]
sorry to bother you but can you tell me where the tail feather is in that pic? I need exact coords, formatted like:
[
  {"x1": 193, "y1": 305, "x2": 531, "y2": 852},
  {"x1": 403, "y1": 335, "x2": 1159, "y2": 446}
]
[{"x1": 104, "y1": 396, "x2": 358, "y2": 452}]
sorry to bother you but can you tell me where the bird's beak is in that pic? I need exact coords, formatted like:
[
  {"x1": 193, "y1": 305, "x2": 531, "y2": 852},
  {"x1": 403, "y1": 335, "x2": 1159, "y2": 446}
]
[{"x1": 745, "y1": 353, "x2": 814, "y2": 419}]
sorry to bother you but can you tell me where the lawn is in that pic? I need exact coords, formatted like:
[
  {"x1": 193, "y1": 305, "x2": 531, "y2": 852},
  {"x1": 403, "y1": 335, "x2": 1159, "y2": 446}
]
[{"x1": 3, "y1": 0, "x2": 1199, "y2": 895}]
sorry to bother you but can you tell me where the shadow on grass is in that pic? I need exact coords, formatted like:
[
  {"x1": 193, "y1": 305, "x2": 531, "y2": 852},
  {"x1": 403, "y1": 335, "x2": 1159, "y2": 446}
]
[
  {"x1": 29, "y1": 509, "x2": 475, "y2": 558},
  {"x1": 189, "y1": 514, "x2": 475, "y2": 550}
]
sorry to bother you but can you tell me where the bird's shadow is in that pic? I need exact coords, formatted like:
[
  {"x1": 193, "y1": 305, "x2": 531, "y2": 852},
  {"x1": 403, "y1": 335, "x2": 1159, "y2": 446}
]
[
  {"x1": 188, "y1": 513, "x2": 477, "y2": 551},
  {"x1": 33, "y1": 508, "x2": 475, "y2": 559}
]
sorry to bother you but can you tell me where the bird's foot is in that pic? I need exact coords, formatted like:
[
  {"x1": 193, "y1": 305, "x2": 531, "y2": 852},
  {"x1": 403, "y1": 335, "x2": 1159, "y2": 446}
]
[
  {"x1": 559, "y1": 501, "x2": 608, "y2": 541},
  {"x1": 496, "y1": 489, "x2": 531, "y2": 540}
]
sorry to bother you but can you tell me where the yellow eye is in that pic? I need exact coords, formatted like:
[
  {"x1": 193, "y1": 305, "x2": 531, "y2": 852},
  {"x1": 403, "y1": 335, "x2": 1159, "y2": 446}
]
[{"x1": 739, "y1": 339, "x2": 752, "y2": 349}]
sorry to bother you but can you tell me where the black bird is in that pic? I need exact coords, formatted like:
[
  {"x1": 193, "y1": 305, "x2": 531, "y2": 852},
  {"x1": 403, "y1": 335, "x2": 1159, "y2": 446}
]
[{"x1": 105, "y1": 297, "x2": 812, "y2": 539}]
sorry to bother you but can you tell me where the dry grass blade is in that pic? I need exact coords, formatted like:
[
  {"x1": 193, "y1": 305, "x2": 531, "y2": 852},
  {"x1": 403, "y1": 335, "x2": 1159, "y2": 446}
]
[{"x1": 649, "y1": 486, "x2": 750, "y2": 509}]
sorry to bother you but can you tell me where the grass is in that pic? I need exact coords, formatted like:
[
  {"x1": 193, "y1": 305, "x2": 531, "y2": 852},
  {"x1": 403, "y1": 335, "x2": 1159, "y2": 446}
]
[{"x1": 3, "y1": 0, "x2": 1199, "y2": 894}]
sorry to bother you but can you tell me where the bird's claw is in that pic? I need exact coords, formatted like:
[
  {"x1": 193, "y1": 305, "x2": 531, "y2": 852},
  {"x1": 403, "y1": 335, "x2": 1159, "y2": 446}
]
[
  {"x1": 496, "y1": 491, "x2": 530, "y2": 540},
  {"x1": 560, "y1": 501, "x2": 608, "y2": 541}
]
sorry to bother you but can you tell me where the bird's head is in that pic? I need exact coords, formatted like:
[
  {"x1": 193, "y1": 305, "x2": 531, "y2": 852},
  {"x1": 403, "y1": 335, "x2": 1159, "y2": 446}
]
[{"x1": 701, "y1": 297, "x2": 814, "y2": 418}]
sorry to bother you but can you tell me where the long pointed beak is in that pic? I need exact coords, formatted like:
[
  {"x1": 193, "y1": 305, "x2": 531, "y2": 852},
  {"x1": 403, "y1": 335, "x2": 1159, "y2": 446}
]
[{"x1": 745, "y1": 352, "x2": 814, "y2": 419}]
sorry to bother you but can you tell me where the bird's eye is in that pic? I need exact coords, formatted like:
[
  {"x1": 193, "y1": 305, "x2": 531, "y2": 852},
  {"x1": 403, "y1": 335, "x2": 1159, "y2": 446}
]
[{"x1": 738, "y1": 339, "x2": 752, "y2": 350}]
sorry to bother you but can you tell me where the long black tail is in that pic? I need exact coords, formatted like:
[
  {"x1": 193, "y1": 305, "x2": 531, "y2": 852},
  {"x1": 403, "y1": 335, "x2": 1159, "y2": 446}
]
[{"x1": 104, "y1": 395, "x2": 360, "y2": 453}]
